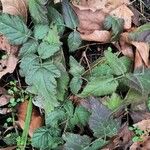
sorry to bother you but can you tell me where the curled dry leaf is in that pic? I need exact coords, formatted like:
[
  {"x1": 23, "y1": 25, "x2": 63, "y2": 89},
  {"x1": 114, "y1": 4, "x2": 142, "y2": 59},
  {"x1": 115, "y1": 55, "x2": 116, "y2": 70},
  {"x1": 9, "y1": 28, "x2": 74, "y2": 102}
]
[
  {"x1": 110, "y1": 4, "x2": 134, "y2": 30},
  {"x1": 80, "y1": 30, "x2": 111, "y2": 43},
  {"x1": 17, "y1": 100, "x2": 43, "y2": 137},
  {"x1": 0, "y1": 95, "x2": 11, "y2": 106},
  {"x1": 0, "y1": 54, "x2": 18, "y2": 79},
  {"x1": 1, "y1": 0, "x2": 28, "y2": 21},
  {"x1": 0, "y1": 146, "x2": 17, "y2": 150},
  {"x1": 72, "y1": 0, "x2": 129, "y2": 13}
]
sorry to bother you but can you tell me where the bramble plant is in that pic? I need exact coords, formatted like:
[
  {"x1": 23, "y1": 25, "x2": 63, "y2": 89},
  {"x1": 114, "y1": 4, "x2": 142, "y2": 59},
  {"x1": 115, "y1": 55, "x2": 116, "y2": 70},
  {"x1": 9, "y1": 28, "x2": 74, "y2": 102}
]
[{"x1": 0, "y1": 0, "x2": 150, "y2": 149}]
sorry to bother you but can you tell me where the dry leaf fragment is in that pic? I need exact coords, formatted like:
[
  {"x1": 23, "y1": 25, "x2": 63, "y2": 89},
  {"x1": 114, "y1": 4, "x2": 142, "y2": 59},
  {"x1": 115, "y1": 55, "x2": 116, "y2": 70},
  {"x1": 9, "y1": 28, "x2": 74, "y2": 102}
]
[
  {"x1": 0, "y1": 54, "x2": 18, "y2": 79},
  {"x1": 110, "y1": 4, "x2": 134, "y2": 30},
  {"x1": 72, "y1": 0, "x2": 129, "y2": 12},
  {"x1": 0, "y1": 95, "x2": 11, "y2": 106},
  {"x1": 17, "y1": 100, "x2": 43, "y2": 137},
  {"x1": 80, "y1": 30, "x2": 111, "y2": 42},
  {"x1": 1, "y1": 0, "x2": 28, "y2": 21}
]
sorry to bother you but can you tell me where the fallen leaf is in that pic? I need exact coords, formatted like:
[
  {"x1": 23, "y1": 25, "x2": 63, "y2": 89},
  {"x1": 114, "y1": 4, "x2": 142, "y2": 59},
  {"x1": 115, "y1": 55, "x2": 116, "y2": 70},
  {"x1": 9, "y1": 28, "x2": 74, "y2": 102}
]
[
  {"x1": 134, "y1": 50, "x2": 144, "y2": 69},
  {"x1": 80, "y1": 30, "x2": 111, "y2": 43},
  {"x1": 0, "y1": 95, "x2": 11, "y2": 106},
  {"x1": 17, "y1": 100, "x2": 43, "y2": 137},
  {"x1": 0, "y1": 108, "x2": 12, "y2": 114},
  {"x1": 72, "y1": 5, "x2": 107, "y2": 34},
  {"x1": 0, "y1": 54, "x2": 18, "y2": 79},
  {"x1": 110, "y1": 4, "x2": 134, "y2": 30},
  {"x1": 0, "y1": 36, "x2": 18, "y2": 54},
  {"x1": 72, "y1": 0, "x2": 129, "y2": 12},
  {"x1": 0, "y1": 146, "x2": 16, "y2": 150},
  {"x1": 1, "y1": 0, "x2": 28, "y2": 21}
]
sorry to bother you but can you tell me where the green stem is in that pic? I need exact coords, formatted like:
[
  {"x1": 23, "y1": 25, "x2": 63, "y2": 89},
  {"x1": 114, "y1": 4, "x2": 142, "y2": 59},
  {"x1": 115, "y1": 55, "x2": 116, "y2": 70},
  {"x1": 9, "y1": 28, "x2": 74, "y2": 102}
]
[{"x1": 17, "y1": 97, "x2": 32, "y2": 150}]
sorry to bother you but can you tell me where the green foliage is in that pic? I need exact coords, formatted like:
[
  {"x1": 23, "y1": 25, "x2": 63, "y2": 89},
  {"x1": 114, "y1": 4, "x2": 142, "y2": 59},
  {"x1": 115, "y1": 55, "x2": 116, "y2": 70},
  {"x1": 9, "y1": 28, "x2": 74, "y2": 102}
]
[
  {"x1": 62, "y1": 0, "x2": 78, "y2": 29},
  {"x1": 63, "y1": 133, "x2": 91, "y2": 150},
  {"x1": 34, "y1": 24, "x2": 49, "y2": 40},
  {"x1": 3, "y1": 133, "x2": 18, "y2": 146},
  {"x1": 79, "y1": 76, "x2": 118, "y2": 97},
  {"x1": 129, "y1": 23, "x2": 150, "y2": 43},
  {"x1": 47, "y1": 6, "x2": 65, "y2": 35},
  {"x1": 28, "y1": 0, "x2": 48, "y2": 24},
  {"x1": 104, "y1": 16, "x2": 124, "y2": 41},
  {"x1": 20, "y1": 54, "x2": 61, "y2": 112},
  {"x1": 88, "y1": 98, "x2": 120, "y2": 138},
  {"x1": 104, "y1": 49, "x2": 128, "y2": 75},
  {"x1": 19, "y1": 39, "x2": 38, "y2": 57},
  {"x1": 68, "y1": 31, "x2": 82, "y2": 52},
  {"x1": 31, "y1": 127, "x2": 63, "y2": 149},
  {"x1": 0, "y1": 13, "x2": 31, "y2": 45},
  {"x1": 69, "y1": 56, "x2": 85, "y2": 94},
  {"x1": 104, "y1": 93, "x2": 123, "y2": 110}
]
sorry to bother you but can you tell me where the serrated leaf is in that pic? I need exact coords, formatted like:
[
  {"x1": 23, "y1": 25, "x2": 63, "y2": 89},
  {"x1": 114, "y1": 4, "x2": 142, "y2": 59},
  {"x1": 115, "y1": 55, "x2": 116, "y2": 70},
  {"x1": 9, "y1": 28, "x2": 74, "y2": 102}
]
[
  {"x1": 20, "y1": 54, "x2": 61, "y2": 112},
  {"x1": 69, "y1": 56, "x2": 85, "y2": 76},
  {"x1": 63, "y1": 133, "x2": 91, "y2": 150},
  {"x1": 69, "y1": 106, "x2": 90, "y2": 128},
  {"x1": 105, "y1": 49, "x2": 128, "y2": 75},
  {"x1": 38, "y1": 42, "x2": 61, "y2": 59},
  {"x1": 79, "y1": 76, "x2": 118, "y2": 98},
  {"x1": 129, "y1": 23, "x2": 150, "y2": 43},
  {"x1": 68, "y1": 31, "x2": 82, "y2": 52},
  {"x1": 28, "y1": 0, "x2": 48, "y2": 24},
  {"x1": 70, "y1": 77, "x2": 82, "y2": 94},
  {"x1": 62, "y1": 0, "x2": 78, "y2": 29},
  {"x1": 0, "y1": 13, "x2": 31, "y2": 45},
  {"x1": 56, "y1": 63, "x2": 69, "y2": 101},
  {"x1": 124, "y1": 68, "x2": 150, "y2": 94},
  {"x1": 88, "y1": 98, "x2": 120, "y2": 138},
  {"x1": 64, "y1": 101, "x2": 74, "y2": 118},
  {"x1": 46, "y1": 109, "x2": 66, "y2": 127},
  {"x1": 34, "y1": 24, "x2": 49, "y2": 39},
  {"x1": 31, "y1": 127, "x2": 63, "y2": 150},
  {"x1": 104, "y1": 16, "x2": 124, "y2": 41},
  {"x1": 47, "y1": 6, "x2": 65, "y2": 35},
  {"x1": 104, "y1": 93, "x2": 122, "y2": 110},
  {"x1": 19, "y1": 39, "x2": 38, "y2": 57}
]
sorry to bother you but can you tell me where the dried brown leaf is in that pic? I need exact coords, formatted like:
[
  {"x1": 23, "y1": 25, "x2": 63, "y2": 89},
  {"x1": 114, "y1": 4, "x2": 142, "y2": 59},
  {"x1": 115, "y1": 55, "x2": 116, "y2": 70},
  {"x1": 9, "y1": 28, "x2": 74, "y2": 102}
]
[
  {"x1": 1, "y1": 0, "x2": 28, "y2": 21},
  {"x1": 110, "y1": 4, "x2": 134, "y2": 30},
  {"x1": 0, "y1": 146, "x2": 16, "y2": 150},
  {"x1": 0, "y1": 54, "x2": 18, "y2": 79},
  {"x1": 0, "y1": 107, "x2": 12, "y2": 114},
  {"x1": 0, "y1": 95, "x2": 11, "y2": 106},
  {"x1": 80, "y1": 30, "x2": 111, "y2": 42},
  {"x1": 18, "y1": 100, "x2": 43, "y2": 137}
]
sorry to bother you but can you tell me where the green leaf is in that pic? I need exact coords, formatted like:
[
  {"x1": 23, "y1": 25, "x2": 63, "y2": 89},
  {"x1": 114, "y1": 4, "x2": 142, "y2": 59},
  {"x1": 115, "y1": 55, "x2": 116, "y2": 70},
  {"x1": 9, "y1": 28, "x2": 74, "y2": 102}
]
[
  {"x1": 104, "y1": 93, "x2": 122, "y2": 110},
  {"x1": 129, "y1": 23, "x2": 150, "y2": 43},
  {"x1": 38, "y1": 42, "x2": 61, "y2": 59},
  {"x1": 69, "y1": 56, "x2": 85, "y2": 76},
  {"x1": 56, "y1": 63, "x2": 69, "y2": 101},
  {"x1": 19, "y1": 39, "x2": 38, "y2": 57},
  {"x1": 79, "y1": 76, "x2": 118, "y2": 98},
  {"x1": 104, "y1": 16, "x2": 124, "y2": 41},
  {"x1": 46, "y1": 109, "x2": 66, "y2": 127},
  {"x1": 31, "y1": 127, "x2": 63, "y2": 150},
  {"x1": 34, "y1": 24, "x2": 49, "y2": 39},
  {"x1": 91, "y1": 64, "x2": 113, "y2": 77},
  {"x1": 105, "y1": 49, "x2": 128, "y2": 75},
  {"x1": 64, "y1": 101, "x2": 74, "y2": 118},
  {"x1": 0, "y1": 13, "x2": 31, "y2": 45},
  {"x1": 20, "y1": 54, "x2": 61, "y2": 112},
  {"x1": 63, "y1": 133, "x2": 91, "y2": 150},
  {"x1": 124, "y1": 68, "x2": 150, "y2": 94},
  {"x1": 70, "y1": 77, "x2": 82, "y2": 94},
  {"x1": 88, "y1": 98, "x2": 120, "y2": 138},
  {"x1": 68, "y1": 31, "x2": 82, "y2": 52},
  {"x1": 62, "y1": 0, "x2": 78, "y2": 29},
  {"x1": 47, "y1": 6, "x2": 65, "y2": 35},
  {"x1": 69, "y1": 106, "x2": 90, "y2": 128},
  {"x1": 28, "y1": 0, "x2": 48, "y2": 24}
]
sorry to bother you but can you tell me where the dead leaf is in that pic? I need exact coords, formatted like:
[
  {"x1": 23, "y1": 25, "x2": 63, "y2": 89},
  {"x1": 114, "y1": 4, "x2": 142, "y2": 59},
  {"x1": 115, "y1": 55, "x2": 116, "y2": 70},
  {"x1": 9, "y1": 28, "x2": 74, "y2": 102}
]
[
  {"x1": 80, "y1": 30, "x2": 111, "y2": 42},
  {"x1": 72, "y1": 0, "x2": 129, "y2": 12},
  {"x1": 134, "y1": 50, "x2": 144, "y2": 69},
  {"x1": 0, "y1": 54, "x2": 18, "y2": 79},
  {"x1": 0, "y1": 107, "x2": 12, "y2": 114},
  {"x1": 0, "y1": 146, "x2": 16, "y2": 150},
  {"x1": 17, "y1": 100, "x2": 43, "y2": 137},
  {"x1": 110, "y1": 4, "x2": 134, "y2": 30},
  {"x1": 0, "y1": 95, "x2": 11, "y2": 106},
  {"x1": 1, "y1": 0, "x2": 28, "y2": 21}
]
